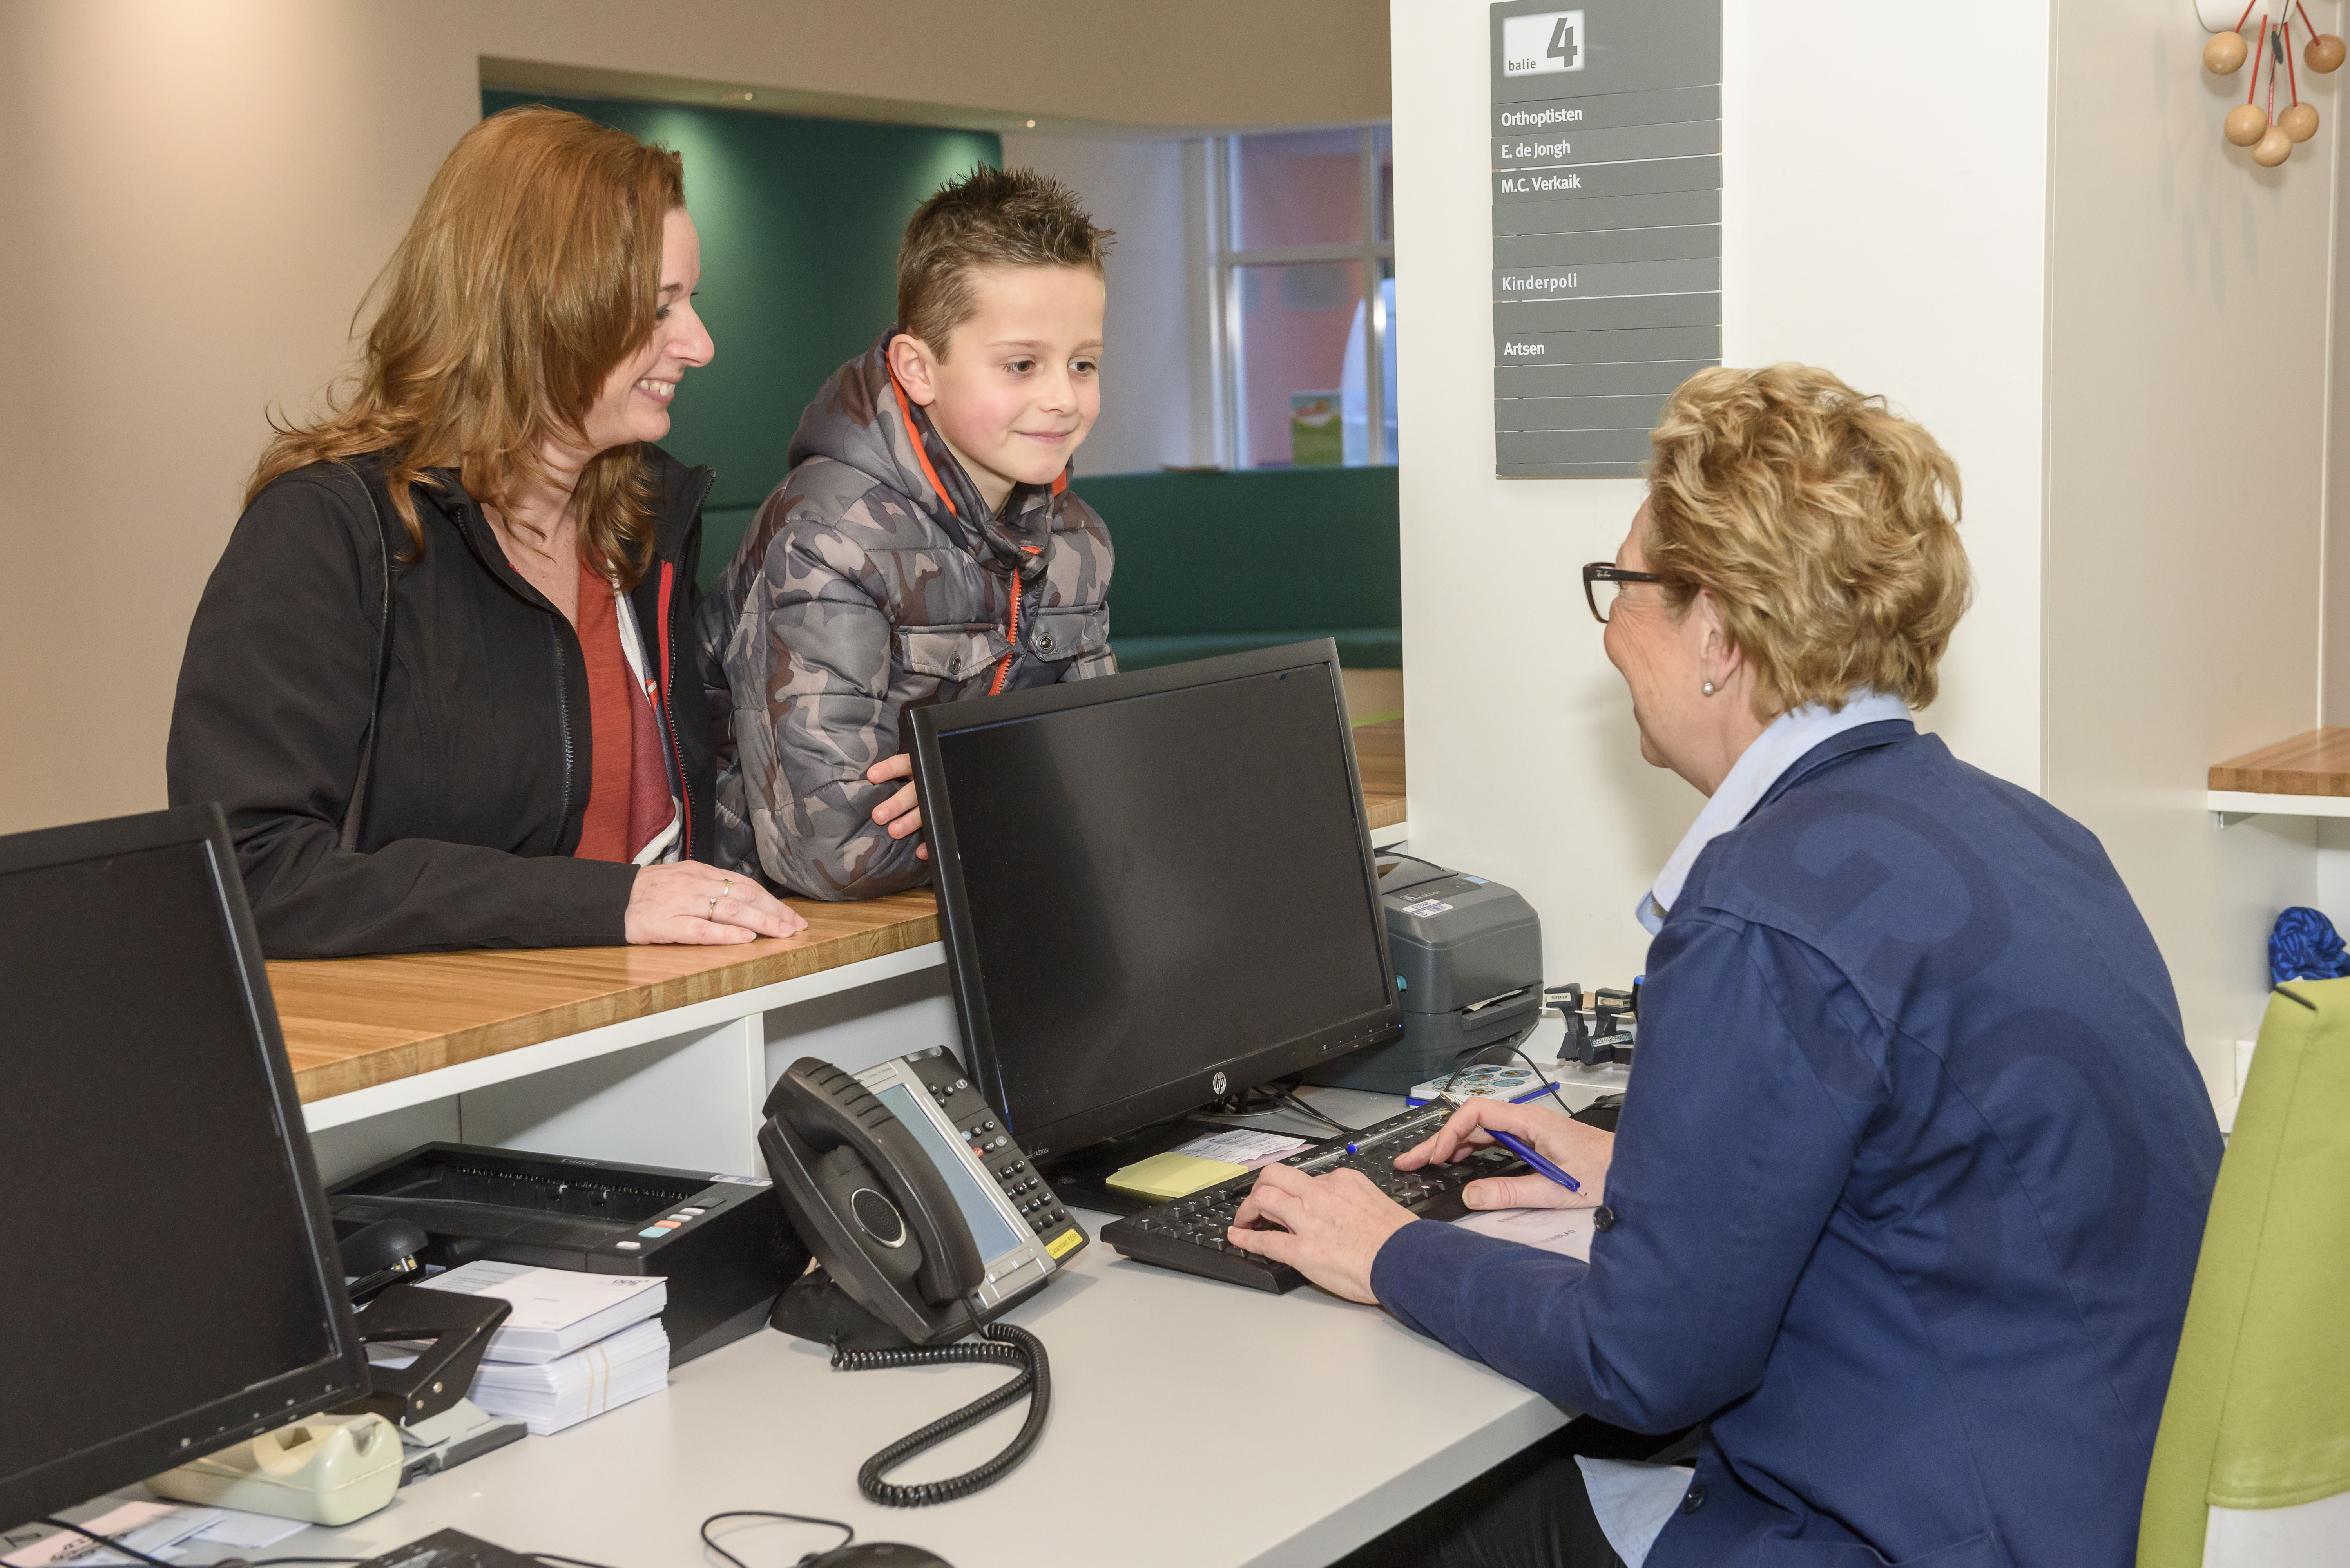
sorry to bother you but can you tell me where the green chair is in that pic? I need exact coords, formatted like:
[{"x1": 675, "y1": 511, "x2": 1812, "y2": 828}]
[{"x1": 2138, "y1": 979, "x2": 2350, "y2": 1566}]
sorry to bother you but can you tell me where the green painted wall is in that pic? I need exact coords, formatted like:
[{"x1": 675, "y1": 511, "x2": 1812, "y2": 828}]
[{"x1": 481, "y1": 89, "x2": 1001, "y2": 582}]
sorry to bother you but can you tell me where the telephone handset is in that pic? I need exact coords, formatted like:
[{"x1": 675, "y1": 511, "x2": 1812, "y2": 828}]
[
  {"x1": 759, "y1": 1046, "x2": 1085, "y2": 1505},
  {"x1": 761, "y1": 1057, "x2": 985, "y2": 1344}
]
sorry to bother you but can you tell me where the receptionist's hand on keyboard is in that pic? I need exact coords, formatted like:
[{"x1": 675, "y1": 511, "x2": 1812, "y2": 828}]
[
  {"x1": 1394, "y1": 1098, "x2": 1613, "y2": 1211},
  {"x1": 1227, "y1": 1163, "x2": 1416, "y2": 1304}
]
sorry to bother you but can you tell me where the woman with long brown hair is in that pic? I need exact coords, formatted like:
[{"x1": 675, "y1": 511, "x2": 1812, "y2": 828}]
[{"x1": 168, "y1": 106, "x2": 804, "y2": 956}]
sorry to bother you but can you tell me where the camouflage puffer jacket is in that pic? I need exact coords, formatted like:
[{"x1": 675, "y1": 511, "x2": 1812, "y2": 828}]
[{"x1": 700, "y1": 332, "x2": 1116, "y2": 900}]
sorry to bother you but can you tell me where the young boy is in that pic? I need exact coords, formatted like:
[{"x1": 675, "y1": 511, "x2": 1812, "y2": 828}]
[{"x1": 701, "y1": 166, "x2": 1116, "y2": 899}]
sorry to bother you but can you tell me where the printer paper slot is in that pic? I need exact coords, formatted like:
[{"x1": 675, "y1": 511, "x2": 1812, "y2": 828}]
[{"x1": 1464, "y1": 985, "x2": 1536, "y2": 1015}]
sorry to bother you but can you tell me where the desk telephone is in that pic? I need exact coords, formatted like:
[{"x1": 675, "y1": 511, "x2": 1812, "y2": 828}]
[{"x1": 759, "y1": 1046, "x2": 1084, "y2": 1505}]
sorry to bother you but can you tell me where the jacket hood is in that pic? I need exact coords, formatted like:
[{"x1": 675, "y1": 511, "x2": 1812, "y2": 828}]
[{"x1": 786, "y1": 330, "x2": 1056, "y2": 580}]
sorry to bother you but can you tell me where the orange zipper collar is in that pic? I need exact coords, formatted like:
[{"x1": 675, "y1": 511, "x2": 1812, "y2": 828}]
[{"x1": 887, "y1": 370, "x2": 958, "y2": 520}]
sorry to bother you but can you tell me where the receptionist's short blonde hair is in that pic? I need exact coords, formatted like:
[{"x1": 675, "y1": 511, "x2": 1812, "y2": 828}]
[{"x1": 1643, "y1": 364, "x2": 1971, "y2": 717}]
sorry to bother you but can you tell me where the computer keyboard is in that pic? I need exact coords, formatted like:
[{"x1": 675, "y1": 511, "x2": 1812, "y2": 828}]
[{"x1": 1099, "y1": 1099, "x2": 1531, "y2": 1293}]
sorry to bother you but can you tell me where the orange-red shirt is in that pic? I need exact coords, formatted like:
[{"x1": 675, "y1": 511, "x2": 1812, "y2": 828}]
[{"x1": 573, "y1": 558, "x2": 636, "y2": 862}]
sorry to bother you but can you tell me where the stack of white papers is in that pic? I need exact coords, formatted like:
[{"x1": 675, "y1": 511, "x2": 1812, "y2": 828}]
[
  {"x1": 464, "y1": 1316, "x2": 670, "y2": 1436},
  {"x1": 370, "y1": 1261, "x2": 673, "y2": 1436},
  {"x1": 415, "y1": 1260, "x2": 667, "y2": 1361}
]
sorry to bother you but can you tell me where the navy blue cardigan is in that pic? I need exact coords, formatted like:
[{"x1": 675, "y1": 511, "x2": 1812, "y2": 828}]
[{"x1": 1373, "y1": 722, "x2": 2221, "y2": 1568}]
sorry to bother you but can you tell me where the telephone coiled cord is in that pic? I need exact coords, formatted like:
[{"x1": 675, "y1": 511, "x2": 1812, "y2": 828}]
[{"x1": 831, "y1": 1317, "x2": 1052, "y2": 1506}]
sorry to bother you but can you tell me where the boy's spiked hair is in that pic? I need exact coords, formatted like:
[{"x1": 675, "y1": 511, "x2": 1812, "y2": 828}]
[{"x1": 897, "y1": 165, "x2": 1113, "y2": 354}]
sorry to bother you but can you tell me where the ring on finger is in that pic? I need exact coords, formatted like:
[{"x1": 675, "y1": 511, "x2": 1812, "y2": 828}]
[{"x1": 706, "y1": 894, "x2": 719, "y2": 921}]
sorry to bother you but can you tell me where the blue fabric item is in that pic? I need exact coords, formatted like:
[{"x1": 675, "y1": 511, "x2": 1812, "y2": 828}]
[
  {"x1": 2268, "y1": 905, "x2": 2349, "y2": 984},
  {"x1": 1372, "y1": 722, "x2": 2222, "y2": 1568}
]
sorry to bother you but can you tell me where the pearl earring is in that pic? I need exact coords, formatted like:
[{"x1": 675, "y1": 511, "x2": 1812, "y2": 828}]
[{"x1": 1702, "y1": 681, "x2": 1716, "y2": 697}]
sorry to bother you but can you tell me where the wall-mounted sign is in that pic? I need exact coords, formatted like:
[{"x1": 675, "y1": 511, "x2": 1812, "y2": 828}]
[{"x1": 1490, "y1": 0, "x2": 1722, "y2": 478}]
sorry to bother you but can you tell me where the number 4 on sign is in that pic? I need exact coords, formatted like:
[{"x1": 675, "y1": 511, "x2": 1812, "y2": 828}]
[
  {"x1": 1500, "y1": 9, "x2": 1585, "y2": 77},
  {"x1": 1548, "y1": 13, "x2": 1582, "y2": 67}
]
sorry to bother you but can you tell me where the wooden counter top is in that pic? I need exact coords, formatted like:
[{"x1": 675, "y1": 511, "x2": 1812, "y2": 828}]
[
  {"x1": 2209, "y1": 729, "x2": 2350, "y2": 797},
  {"x1": 1355, "y1": 715, "x2": 1405, "y2": 829},
  {"x1": 276, "y1": 719, "x2": 1408, "y2": 1106},
  {"x1": 272, "y1": 893, "x2": 941, "y2": 1104}
]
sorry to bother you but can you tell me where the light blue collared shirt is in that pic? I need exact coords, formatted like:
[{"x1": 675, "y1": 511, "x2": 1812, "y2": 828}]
[{"x1": 1634, "y1": 690, "x2": 1913, "y2": 936}]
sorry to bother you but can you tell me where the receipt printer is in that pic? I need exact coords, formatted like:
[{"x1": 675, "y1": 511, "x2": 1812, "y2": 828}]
[{"x1": 1302, "y1": 852, "x2": 1544, "y2": 1094}]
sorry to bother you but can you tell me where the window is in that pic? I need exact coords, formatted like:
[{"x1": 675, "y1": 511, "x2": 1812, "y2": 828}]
[{"x1": 1207, "y1": 126, "x2": 1395, "y2": 468}]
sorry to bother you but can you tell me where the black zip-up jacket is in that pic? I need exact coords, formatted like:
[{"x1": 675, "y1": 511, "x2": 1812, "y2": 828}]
[{"x1": 167, "y1": 448, "x2": 718, "y2": 957}]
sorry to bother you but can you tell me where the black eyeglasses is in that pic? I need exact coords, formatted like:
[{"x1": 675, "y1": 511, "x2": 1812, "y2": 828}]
[{"x1": 1582, "y1": 563, "x2": 1666, "y2": 624}]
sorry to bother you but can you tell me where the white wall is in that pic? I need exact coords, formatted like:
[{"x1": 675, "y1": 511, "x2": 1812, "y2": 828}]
[
  {"x1": 2043, "y1": 1, "x2": 2337, "y2": 1089},
  {"x1": 2316, "y1": 24, "x2": 2350, "y2": 1032},
  {"x1": 2332, "y1": 96, "x2": 2350, "y2": 730},
  {"x1": 999, "y1": 132, "x2": 1198, "y2": 475},
  {"x1": 0, "y1": 1, "x2": 478, "y2": 840},
  {"x1": 1390, "y1": 1, "x2": 2052, "y2": 994}
]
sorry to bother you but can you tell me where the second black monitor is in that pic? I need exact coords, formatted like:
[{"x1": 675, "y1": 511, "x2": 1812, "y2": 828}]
[
  {"x1": 910, "y1": 640, "x2": 1400, "y2": 1159},
  {"x1": 0, "y1": 803, "x2": 366, "y2": 1528}
]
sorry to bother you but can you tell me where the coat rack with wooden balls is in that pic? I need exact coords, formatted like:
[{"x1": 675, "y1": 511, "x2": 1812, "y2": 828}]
[{"x1": 2201, "y1": 0, "x2": 2341, "y2": 167}]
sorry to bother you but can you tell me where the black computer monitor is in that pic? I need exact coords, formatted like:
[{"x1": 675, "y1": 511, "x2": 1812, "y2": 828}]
[
  {"x1": 0, "y1": 804, "x2": 367, "y2": 1529},
  {"x1": 908, "y1": 639, "x2": 1402, "y2": 1161}
]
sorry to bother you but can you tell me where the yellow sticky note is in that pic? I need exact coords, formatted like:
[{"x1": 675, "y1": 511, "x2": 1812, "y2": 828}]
[
  {"x1": 1105, "y1": 1151, "x2": 1248, "y2": 1203},
  {"x1": 1045, "y1": 1227, "x2": 1083, "y2": 1259}
]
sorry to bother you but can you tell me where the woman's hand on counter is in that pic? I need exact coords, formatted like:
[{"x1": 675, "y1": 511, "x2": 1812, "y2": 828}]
[
  {"x1": 1394, "y1": 1096, "x2": 1614, "y2": 1211},
  {"x1": 866, "y1": 754, "x2": 929, "y2": 861},
  {"x1": 625, "y1": 862, "x2": 807, "y2": 945}
]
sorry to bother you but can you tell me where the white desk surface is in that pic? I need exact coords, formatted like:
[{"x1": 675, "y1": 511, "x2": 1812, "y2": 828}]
[{"x1": 179, "y1": 1071, "x2": 1625, "y2": 1568}]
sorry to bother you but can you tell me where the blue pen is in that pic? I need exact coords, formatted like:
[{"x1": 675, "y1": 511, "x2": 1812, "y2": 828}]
[
  {"x1": 1429, "y1": 1089, "x2": 1582, "y2": 1193},
  {"x1": 1484, "y1": 1128, "x2": 1582, "y2": 1193}
]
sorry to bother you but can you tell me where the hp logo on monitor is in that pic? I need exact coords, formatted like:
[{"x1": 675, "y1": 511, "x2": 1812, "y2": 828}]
[{"x1": 1212, "y1": 1072, "x2": 1228, "y2": 1095}]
